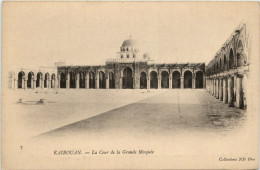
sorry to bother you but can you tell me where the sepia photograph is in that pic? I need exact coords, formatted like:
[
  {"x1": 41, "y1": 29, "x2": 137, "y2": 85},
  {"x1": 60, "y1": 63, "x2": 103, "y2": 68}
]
[{"x1": 1, "y1": 1, "x2": 259, "y2": 169}]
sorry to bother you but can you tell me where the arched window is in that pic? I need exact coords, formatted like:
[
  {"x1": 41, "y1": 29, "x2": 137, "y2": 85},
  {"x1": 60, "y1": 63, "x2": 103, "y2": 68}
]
[
  {"x1": 127, "y1": 54, "x2": 129, "y2": 58},
  {"x1": 121, "y1": 54, "x2": 124, "y2": 58},
  {"x1": 133, "y1": 54, "x2": 136, "y2": 58}
]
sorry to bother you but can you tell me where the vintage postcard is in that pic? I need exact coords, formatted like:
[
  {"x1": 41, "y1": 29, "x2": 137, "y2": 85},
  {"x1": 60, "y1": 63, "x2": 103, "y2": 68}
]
[{"x1": 1, "y1": 1, "x2": 259, "y2": 169}]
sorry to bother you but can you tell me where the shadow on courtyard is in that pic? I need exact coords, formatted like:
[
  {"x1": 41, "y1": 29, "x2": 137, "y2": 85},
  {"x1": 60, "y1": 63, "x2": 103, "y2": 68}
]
[{"x1": 37, "y1": 89, "x2": 246, "y2": 140}]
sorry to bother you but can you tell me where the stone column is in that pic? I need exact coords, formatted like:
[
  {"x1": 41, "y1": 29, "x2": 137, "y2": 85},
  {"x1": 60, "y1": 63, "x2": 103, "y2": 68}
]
[
  {"x1": 24, "y1": 78, "x2": 27, "y2": 90},
  {"x1": 95, "y1": 72, "x2": 99, "y2": 89},
  {"x1": 203, "y1": 75, "x2": 206, "y2": 89},
  {"x1": 147, "y1": 77, "x2": 150, "y2": 89},
  {"x1": 158, "y1": 77, "x2": 161, "y2": 89},
  {"x1": 209, "y1": 79, "x2": 211, "y2": 93},
  {"x1": 211, "y1": 79, "x2": 214, "y2": 94},
  {"x1": 46, "y1": 78, "x2": 49, "y2": 89},
  {"x1": 216, "y1": 79, "x2": 219, "y2": 99},
  {"x1": 76, "y1": 73, "x2": 79, "y2": 89},
  {"x1": 48, "y1": 80, "x2": 51, "y2": 89},
  {"x1": 219, "y1": 78, "x2": 223, "y2": 101},
  {"x1": 169, "y1": 77, "x2": 172, "y2": 89},
  {"x1": 33, "y1": 78, "x2": 36, "y2": 90},
  {"x1": 212, "y1": 79, "x2": 215, "y2": 96},
  {"x1": 180, "y1": 76, "x2": 184, "y2": 89},
  {"x1": 228, "y1": 76, "x2": 234, "y2": 107},
  {"x1": 223, "y1": 78, "x2": 228, "y2": 104},
  {"x1": 119, "y1": 76, "x2": 122, "y2": 89},
  {"x1": 85, "y1": 73, "x2": 89, "y2": 89},
  {"x1": 57, "y1": 76, "x2": 60, "y2": 89},
  {"x1": 66, "y1": 74, "x2": 70, "y2": 89},
  {"x1": 39, "y1": 76, "x2": 42, "y2": 88},
  {"x1": 22, "y1": 77, "x2": 25, "y2": 89},
  {"x1": 53, "y1": 79, "x2": 56, "y2": 89},
  {"x1": 31, "y1": 77, "x2": 33, "y2": 89},
  {"x1": 14, "y1": 79, "x2": 17, "y2": 90},
  {"x1": 106, "y1": 75, "x2": 109, "y2": 89},
  {"x1": 236, "y1": 76, "x2": 243, "y2": 108},
  {"x1": 41, "y1": 78, "x2": 44, "y2": 89},
  {"x1": 192, "y1": 74, "x2": 196, "y2": 89}
]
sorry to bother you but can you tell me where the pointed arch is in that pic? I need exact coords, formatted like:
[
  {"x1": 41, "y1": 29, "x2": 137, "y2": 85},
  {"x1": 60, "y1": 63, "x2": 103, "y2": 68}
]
[
  {"x1": 150, "y1": 71, "x2": 158, "y2": 89},
  {"x1": 51, "y1": 73, "x2": 55, "y2": 88},
  {"x1": 123, "y1": 67, "x2": 133, "y2": 89},
  {"x1": 99, "y1": 71, "x2": 106, "y2": 89},
  {"x1": 89, "y1": 71, "x2": 95, "y2": 89},
  {"x1": 18, "y1": 71, "x2": 25, "y2": 89},
  {"x1": 195, "y1": 71, "x2": 203, "y2": 89},
  {"x1": 44, "y1": 73, "x2": 50, "y2": 88},
  {"x1": 79, "y1": 72, "x2": 85, "y2": 88},
  {"x1": 60, "y1": 72, "x2": 66, "y2": 88},
  {"x1": 140, "y1": 72, "x2": 147, "y2": 89},
  {"x1": 69, "y1": 72, "x2": 76, "y2": 88},
  {"x1": 36, "y1": 72, "x2": 43, "y2": 88},
  {"x1": 184, "y1": 70, "x2": 192, "y2": 88},
  {"x1": 172, "y1": 71, "x2": 181, "y2": 88},
  {"x1": 161, "y1": 71, "x2": 169, "y2": 88},
  {"x1": 27, "y1": 72, "x2": 34, "y2": 88}
]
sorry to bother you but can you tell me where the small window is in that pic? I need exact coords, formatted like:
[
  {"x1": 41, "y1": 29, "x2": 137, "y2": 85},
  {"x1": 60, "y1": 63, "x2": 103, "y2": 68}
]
[
  {"x1": 127, "y1": 54, "x2": 129, "y2": 58},
  {"x1": 121, "y1": 55, "x2": 124, "y2": 58},
  {"x1": 133, "y1": 54, "x2": 136, "y2": 58}
]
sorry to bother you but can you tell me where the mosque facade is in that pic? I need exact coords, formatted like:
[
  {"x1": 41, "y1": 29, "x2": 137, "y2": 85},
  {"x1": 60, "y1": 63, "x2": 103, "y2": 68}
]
[{"x1": 9, "y1": 38, "x2": 205, "y2": 91}]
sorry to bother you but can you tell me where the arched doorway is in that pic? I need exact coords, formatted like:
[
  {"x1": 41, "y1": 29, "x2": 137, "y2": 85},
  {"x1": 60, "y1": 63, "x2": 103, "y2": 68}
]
[
  {"x1": 79, "y1": 72, "x2": 85, "y2": 88},
  {"x1": 89, "y1": 72, "x2": 95, "y2": 89},
  {"x1": 150, "y1": 71, "x2": 158, "y2": 89},
  {"x1": 69, "y1": 72, "x2": 76, "y2": 88},
  {"x1": 140, "y1": 72, "x2": 147, "y2": 89},
  {"x1": 161, "y1": 71, "x2": 169, "y2": 88},
  {"x1": 172, "y1": 71, "x2": 180, "y2": 88},
  {"x1": 60, "y1": 73, "x2": 66, "y2": 88},
  {"x1": 18, "y1": 71, "x2": 25, "y2": 89},
  {"x1": 27, "y1": 72, "x2": 34, "y2": 88},
  {"x1": 99, "y1": 71, "x2": 106, "y2": 89},
  {"x1": 36, "y1": 72, "x2": 43, "y2": 88},
  {"x1": 109, "y1": 72, "x2": 115, "y2": 89},
  {"x1": 44, "y1": 73, "x2": 49, "y2": 88},
  {"x1": 195, "y1": 71, "x2": 203, "y2": 89},
  {"x1": 123, "y1": 67, "x2": 133, "y2": 89},
  {"x1": 229, "y1": 48, "x2": 234, "y2": 69},
  {"x1": 51, "y1": 74, "x2": 55, "y2": 88},
  {"x1": 184, "y1": 71, "x2": 192, "y2": 88}
]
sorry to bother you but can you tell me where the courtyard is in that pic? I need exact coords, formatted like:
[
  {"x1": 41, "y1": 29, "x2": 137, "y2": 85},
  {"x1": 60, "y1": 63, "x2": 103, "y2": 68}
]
[{"x1": 4, "y1": 89, "x2": 246, "y2": 142}]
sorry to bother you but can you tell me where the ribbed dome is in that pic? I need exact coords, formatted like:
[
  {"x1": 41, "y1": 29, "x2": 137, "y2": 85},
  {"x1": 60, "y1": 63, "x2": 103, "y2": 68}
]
[{"x1": 122, "y1": 39, "x2": 136, "y2": 47}]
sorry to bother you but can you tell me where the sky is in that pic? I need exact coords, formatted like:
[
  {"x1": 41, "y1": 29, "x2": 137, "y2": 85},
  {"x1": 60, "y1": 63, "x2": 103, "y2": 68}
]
[{"x1": 2, "y1": 2, "x2": 259, "y2": 68}]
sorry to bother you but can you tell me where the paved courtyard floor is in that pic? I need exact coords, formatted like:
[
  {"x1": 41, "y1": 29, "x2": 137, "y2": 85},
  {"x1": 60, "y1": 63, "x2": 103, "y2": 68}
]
[
  {"x1": 4, "y1": 89, "x2": 247, "y2": 143},
  {"x1": 38, "y1": 89, "x2": 246, "y2": 139}
]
